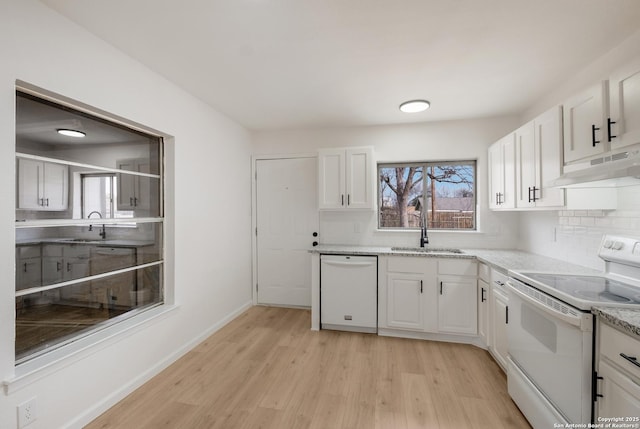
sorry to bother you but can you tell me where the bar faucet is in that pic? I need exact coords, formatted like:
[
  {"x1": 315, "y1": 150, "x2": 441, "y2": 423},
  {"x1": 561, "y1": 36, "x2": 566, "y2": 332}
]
[
  {"x1": 87, "y1": 211, "x2": 107, "y2": 239},
  {"x1": 420, "y1": 199, "x2": 429, "y2": 248}
]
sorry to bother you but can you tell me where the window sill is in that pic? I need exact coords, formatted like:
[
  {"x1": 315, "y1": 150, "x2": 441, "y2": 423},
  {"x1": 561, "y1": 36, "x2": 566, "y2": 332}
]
[
  {"x1": 374, "y1": 228, "x2": 485, "y2": 234},
  {"x1": 3, "y1": 304, "x2": 178, "y2": 395}
]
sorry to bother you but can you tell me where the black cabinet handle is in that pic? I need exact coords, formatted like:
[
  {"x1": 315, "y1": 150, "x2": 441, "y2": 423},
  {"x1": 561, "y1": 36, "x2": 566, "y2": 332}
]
[
  {"x1": 420, "y1": 280, "x2": 423, "y2": 294},
  {"x1": 592, "y1": 124, "x2": 601, "y2": 147},
  {"x1": 620, "y1": 353, "x2": 640, "y2": 368},
  {"x1": 495, "y1": 192, "x2": 499, "y2": 205},
  {"x1": 607, "y1": 118, "x2": 617, "y2": 142},
  {"x1": 481, "y1": 287, "x2": 486, "y2": 302},
  {"x1": 440, "y1": 281, "x2": 443, "y2": 295},
  {"x1": 313, "y1": 232, "x2": 318, "y2": 237},
  {"x1": 528, "y1": 187, "x2": 532, "y2": 203},
  {"x1": 312, "y1": 241, "x2": 318, "y2": 247},
  {"x1": 505, "y1": 306, "x2": 509, "y2": 324},
  {"x1": 341, "y1": 194, "x2": 344, "y2": 206},
  {"x1": 23, "y1": 262, "x2": 27, "y2": 273},
  {"x1": 531, "y1": 187, "x2": 539, "y2": 202},
  {"x1": 347, "y1": 194, "x2": 350, "y2": 206}
]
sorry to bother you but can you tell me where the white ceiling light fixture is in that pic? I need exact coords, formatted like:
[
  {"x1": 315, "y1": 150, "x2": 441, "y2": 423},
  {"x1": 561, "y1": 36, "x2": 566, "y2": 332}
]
[
  {"x1": 57, "y1": 129, "x2": 86, "y2": 138},
  {"x1": 399, "y1": 99, "x2": 430, "y2": 113}
]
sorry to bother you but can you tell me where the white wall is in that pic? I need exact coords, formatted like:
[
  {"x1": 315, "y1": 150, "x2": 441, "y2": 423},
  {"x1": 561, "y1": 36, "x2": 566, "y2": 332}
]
[
  {"x1": 252, "y1": 116, "x2": 521, "y2": 249},
  {"x1": 1, "y1": 1, "x2": 252, "y2": 428}
]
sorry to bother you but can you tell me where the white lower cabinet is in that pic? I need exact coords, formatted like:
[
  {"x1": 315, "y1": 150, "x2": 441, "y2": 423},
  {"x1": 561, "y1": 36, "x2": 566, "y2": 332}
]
[
  {"x1": 478, "y1": 277, "x2": 489, "y2": 346},
  {"x1": 489, "y1": 269, "x2": 509, "y2": 371},
  {"x1": 381, "y1": 257, "x2": 437, "y2": 332},
  {"x1": 438, "y1": 275, "x2": 477, "y2": 335},
  {"x1": 596, "y1": 322, "x2": 640, "y2": 420},
  {"x1": 379, "y1": 256, "x2": 477, "y2": 338}
]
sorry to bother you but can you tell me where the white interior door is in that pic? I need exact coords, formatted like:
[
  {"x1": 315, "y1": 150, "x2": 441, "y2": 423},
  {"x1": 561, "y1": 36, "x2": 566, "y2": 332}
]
[{"x1": 256, "y1": 157, "x2": 318, "y2": 306}]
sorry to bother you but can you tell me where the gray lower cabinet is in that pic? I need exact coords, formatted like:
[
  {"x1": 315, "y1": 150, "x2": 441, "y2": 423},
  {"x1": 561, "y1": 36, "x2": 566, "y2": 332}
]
[{"x1": 90, "y1": 247, "x2": 136, "y2": 309}]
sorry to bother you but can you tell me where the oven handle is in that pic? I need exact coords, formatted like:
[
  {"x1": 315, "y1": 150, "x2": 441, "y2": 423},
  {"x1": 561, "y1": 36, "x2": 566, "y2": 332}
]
[{"x1": 507, "y1": 281, "x2": 583, "y2": 329}]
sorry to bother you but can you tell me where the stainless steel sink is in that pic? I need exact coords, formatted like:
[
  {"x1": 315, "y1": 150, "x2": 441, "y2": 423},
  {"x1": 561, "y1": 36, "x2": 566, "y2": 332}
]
[{"x1": 391, "y1": 247, "x2": 464, "y2": 254}]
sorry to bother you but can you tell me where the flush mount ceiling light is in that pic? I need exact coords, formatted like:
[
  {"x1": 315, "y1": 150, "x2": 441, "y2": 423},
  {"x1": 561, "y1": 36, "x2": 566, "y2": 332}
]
[
  {"x1": 57, "y1": 128, "x2": 86, "y2": 138},
  {"x1": 399, "y1": 99, "x2": 430, "y2": 113}
]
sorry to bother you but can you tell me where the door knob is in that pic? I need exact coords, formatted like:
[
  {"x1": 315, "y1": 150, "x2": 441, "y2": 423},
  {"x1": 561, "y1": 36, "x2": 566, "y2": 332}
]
[
  {"x1": 312, "y1": 241, "x2": 318, "y2": 246},
  {"x1": 313, "y1": 232, "x2": 318, "y2": 237}
]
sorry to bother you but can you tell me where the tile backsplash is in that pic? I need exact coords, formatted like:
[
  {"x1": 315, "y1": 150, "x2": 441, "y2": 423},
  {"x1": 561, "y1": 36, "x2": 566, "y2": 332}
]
[{"x1": 520, "y1": 185, "x2": 640, "y2": 270}]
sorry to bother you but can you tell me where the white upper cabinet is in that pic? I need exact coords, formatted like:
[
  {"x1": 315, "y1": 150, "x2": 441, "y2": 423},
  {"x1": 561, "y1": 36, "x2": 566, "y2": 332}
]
[
  {"x1": 609, "y1": 57, "x2": 640, "y2": 151},
  {"x1": 318, "y1": 146, "x2": 374, "y2": 210},
  {"x1": 563, "y1": 81, "x2": 608, "y2": 164},
  {"x1": 516, "y1": 106, "x2": 565, "y2": 208},
  {"x1": 488, "y1": 133, "x2": 516, "y2": 209},
  {"x1": 117, "y1": 158, "x2": 151, "y2": 212},
  {"x1": 17, "y1": 158, "x2": 68, "y2": 211}
]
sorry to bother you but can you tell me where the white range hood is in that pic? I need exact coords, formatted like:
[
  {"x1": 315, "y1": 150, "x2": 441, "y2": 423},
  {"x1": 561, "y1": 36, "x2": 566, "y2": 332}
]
[{"x1": 549, "y1": 149, "x2": 640, "y2": 188}]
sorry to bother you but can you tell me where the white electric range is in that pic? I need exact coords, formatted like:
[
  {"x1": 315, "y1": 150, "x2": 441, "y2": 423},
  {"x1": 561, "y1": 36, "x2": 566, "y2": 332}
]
[{"x1": 506, "y1": 234, "x2": 640, "y2": 428}]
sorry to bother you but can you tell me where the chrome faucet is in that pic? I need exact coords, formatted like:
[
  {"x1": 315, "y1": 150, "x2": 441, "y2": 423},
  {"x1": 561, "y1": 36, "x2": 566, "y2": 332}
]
[
  {"x1": 419, "y1": 199, "x2": 429, "y2": 248},
  {"x1": 87, "y1": 211, "x2": 106, "y2": 239}
]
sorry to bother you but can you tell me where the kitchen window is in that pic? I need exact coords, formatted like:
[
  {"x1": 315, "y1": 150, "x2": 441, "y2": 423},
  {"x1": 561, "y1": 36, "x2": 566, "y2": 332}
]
[
  {"x1": 378, "y1": 161, "x2": 476, "y2": 230},
  {"x1": 15, "y1": 90, "x2": 164, "y2": 364},
  {"x1": 82, "y1": 174, "x2": 134, "y2": 220}
]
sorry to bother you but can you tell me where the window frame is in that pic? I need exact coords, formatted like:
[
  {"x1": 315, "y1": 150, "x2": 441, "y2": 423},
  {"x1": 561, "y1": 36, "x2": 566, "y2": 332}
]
[
  {"x1": 14, "y1": 88, "x2": 166, "y2": 365},
  {"x1": 377, "y1": 160, "x2": 477, "y2": 231}
]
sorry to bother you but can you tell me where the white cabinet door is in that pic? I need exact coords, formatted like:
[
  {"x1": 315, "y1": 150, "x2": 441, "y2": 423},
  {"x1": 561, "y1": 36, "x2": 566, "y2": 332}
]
[
  {"x1": 478, "y1": 278, "x2": 489, "y2": 346},
  {"x1": 516, "y1": 107, "x2": 565, "y2": 209},
  {"x1": 17, "y1": 158, "x2": 68, "y2": 211},
  {"x1": 515, "y1": 121, "x2": 536, "y2": 208},
  {"x1": 17, "y1": 158, "x2": 42, "y2": 210},
  {"x1": 597, "y1": 359, "x2": 640, "y2": 420},
  {"x1": 488, "y1": 133, "x2": 515, "y2": 209},
  {"x1": 318, "y1": 147, "x2": 373, "y2": 210},
  {"x1": 488, "y1": 141, "x2": 503, "y2": 210},
  {"x1": 345, "y1": 147, "x2": 374, "y2": 209},
  {"x1": 491, "y1": 287, "x2": 509, "y2": 371},
  {"x1": 318, "y1": 149, "x2": 346, "y2": 209},
  {"x1": 437, "y1": 275, "x2": 477, "y2": 335},
  {"x1": 386, "y1": 273, "x2": 424, "y2": 330},
  {"x1": 43, "y1": 162, "x2": 69, "y2": 210},
  {"x1": 534, "y1": 106, "x2": 565, "y2": 208},
  {"x1": 563, "y1": 81, "x2": 608, "y2": 164},
  {"x1": 610, "y1": 57, "x2": 640, "y2": 150},
  {"x1": 117, "y1": 159, "x2": 151, "y2": 211},
  {"x1": 42, "y1": 256, "x2": 63, "y2": 285}
]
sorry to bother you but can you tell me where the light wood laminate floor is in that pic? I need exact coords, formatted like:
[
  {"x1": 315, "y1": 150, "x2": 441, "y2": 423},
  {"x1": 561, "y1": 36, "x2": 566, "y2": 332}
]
[{"x1": 87, "y1": 306, "x2": 531, "y2": 429}]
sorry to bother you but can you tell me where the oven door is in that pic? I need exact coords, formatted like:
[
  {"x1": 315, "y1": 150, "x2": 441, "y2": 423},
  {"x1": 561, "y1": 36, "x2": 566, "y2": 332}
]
[{"x1": 507, "y1": 279, "x2": 593, "y2": 424}]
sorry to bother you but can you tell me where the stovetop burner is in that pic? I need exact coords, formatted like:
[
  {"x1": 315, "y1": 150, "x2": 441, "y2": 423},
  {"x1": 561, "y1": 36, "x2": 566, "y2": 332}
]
[{"x1": 510, "y1": 272, "x2": 640, "y2": 310}]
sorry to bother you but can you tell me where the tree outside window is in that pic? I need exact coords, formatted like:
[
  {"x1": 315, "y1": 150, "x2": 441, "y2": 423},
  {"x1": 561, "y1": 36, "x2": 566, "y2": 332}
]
[{"x1": 379, "y1": 161, "x2": 476, "y2": 230}]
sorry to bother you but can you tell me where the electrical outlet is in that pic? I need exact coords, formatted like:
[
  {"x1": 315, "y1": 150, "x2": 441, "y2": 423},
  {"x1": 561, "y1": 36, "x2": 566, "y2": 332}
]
[{"x1": 17, "y1": 397, "x2": 37, "y2": 428}]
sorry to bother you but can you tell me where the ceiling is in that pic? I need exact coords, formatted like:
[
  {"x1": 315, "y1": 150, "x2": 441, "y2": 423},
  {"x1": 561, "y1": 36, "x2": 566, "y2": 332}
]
[{"x1": 40, "y1": 0, "x2": 640, "y2": 131}]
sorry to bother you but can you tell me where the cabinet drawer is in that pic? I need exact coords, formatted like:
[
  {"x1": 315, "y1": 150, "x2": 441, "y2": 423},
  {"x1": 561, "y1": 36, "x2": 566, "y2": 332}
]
[
  {"x1": 18, "y1": 245, "x2": 41, "y2": 259},
  {"x1": 438, "y1": 259, "x2": 476, "y2": 276},
  {"x1": 600, "y1": 322, "x2": 640, "y2": 381},
  {"x1": 387, "y1": 256, "x2": 435, "y2": 274},
  {"x1": 491, "y1": 269, "x2": 509, "y2": 293},
  {"x1": 478, "y1": 262, "x2": 490, "y2": 282},
  {"x1": 42, "y1": 244, "x2": 64, "y2": 257}
]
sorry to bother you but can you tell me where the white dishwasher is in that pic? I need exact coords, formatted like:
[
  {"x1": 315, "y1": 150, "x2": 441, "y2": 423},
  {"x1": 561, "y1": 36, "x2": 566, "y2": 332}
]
[{"x1": 320, "y1": 254, "x2": 377, "y2": 333}]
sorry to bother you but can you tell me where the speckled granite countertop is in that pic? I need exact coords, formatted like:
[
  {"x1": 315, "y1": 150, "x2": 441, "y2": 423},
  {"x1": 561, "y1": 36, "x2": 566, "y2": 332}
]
[
  {"x1": 311, "y1": 245, "x2": 595, "y2": 273},
  {"x1": 468, "y1": 249, "x2": 598, "y2": 275},
  {"x1": 310, "y1": 244, "x2": 474, "y2": 258},
  {"x1": 593, "y1": 307, "x2": 640, "y2": 339}
]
